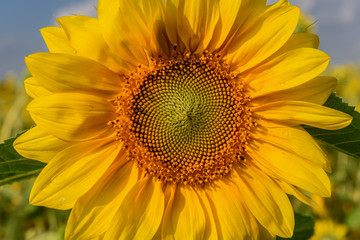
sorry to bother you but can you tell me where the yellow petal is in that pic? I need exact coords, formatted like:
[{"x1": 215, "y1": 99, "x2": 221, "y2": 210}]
[
  {"x1": 195, "y1": 188, "x2": 219, "y2": 239},
  {"x1": 98, "y1": 0, "x2": 159, "y2": 65},
  {"x1": 162, "y1": 185, "x2": 206, "y2": 239},
  {"x1": 251, "y1": 76, "x2": 337, "y2": 105},
  {"x1": 164, "y1": 0, "x2": 180, "y2": 48},
  {"x1": 213, "y1": 0, "x2": 242, "y2": 50},
  {"x1": 253, "y1": 125, "x2": 331, "y2": 171},
  {"x1": 227, "y1": 5, "x2": 299, "y2": 72},
  {"x1": 13, "y1": 126, "x2": 69, "y2": 163},
  {"x1": 40, "y1": 26, "x2": 74, "y2": 54},
  {"x1": 258, "y1": 225, "x2": 276, "y2": 240},
  {"x1": 215, "y1": 0, "x2": 267, "y2": 51},
  {"x1": 266, "y1": 0, "x2": 290, "y2": 9},
  {"x1": 278, "y1": 33, "x2": 320, "y2": 53},
  {"x1": 232, "y1": 164, "x2": 294, "y2": 238},
  {"x1": 275, "y1": 180, "x2": 314, "y2": 206},
  {"x1": 212, "y1": 0, "x2": 242, "y2": 50},
  {"x1": 253, "y1": 100, "x2": 352, "y2": 130},
  {"x1": 24, "y1": 77, "x2": 52, "y2": 99},
  {"x1": 57, "y1": 15, "x2": 132, "y2": 74},
  {"x1": 173, "y1": 0, "x2": 220, "y2": 53},
  {"x1": 248, "y1": 140, "x2": 331, "y2": 197},
  {"x1": 205, "y1": 179, "x2": 258, "y2": 239},
  {"x1": 25, "y1": 53, "x2": 122, "y2": 100},
  {"x1": 104, "y1": 177, "x2": 164, "y2": 240},
  {"x1": 245, "y1": 48, "x2": 330, "y2": 98},
  {"x1": 66, "y1": 161, "x2": 139, "y2": 240},
  {"x1": 30, "y1": 138, "x2": 122, "y2": 209},
  {"x1": 27, "y1": 93, "x2": 115, "y2": 141},
  {"x1": 218, "y1": 0, "x2": 268, "y2": 46},
  {"x1": 198, "y1": 0, "x2": 221, "y2": 52},
  {"x1": 134, "y1": 0, "x2": 168, "y2": 57}
]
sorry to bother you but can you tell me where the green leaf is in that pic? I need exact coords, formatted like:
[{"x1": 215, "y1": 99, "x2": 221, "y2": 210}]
[
  {"x1": 304, "y1": 94, "x2": 360, "y2": 159},
  {"x1": 0, "y1": 131, "x2": 45, "y2": 186},
  {"x1": 277, "y1": 213, "x2": 315, "y2": 240},
  {"x1": 346, "y1": 205, "x2": 360, "y2": 230}
]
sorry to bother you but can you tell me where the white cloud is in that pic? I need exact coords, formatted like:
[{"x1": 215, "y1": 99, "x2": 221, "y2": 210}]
[{"x1": 51, "y1": 0, "x2": 98, "y2": 25}]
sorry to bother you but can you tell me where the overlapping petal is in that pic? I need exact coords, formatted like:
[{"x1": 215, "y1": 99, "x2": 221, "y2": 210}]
[
  {"x1": 253, "y1": 125, "x2": 331, "y2": 171},
  {"x1": 205, "y1": 179, "x2": 258, "y2": 239},
  {"x1": 30, "y1": 137, "x2": 122, "y2": 209},
  {"x1": 251, "y1": 76, "x2": 337, "y2": 105},
  {"x1": 253, "y1": 100, "x2": 352, "y2": 130},
  {"x1": 248, "y1": 140, "x2": 331, "y2": 197},
  {"x1": 227, "y1": 5, "x2": 299, "y2": 72},
  {"x1": 195, "y1": 188, "x2": 219, "y2": 239},
  {"x1": 25, "y1": 53, "x2": 123, "y2": 99},
  {"x1": 24, "y1": 77, "x2": 52, "y2": 99},
  {"x1": 13, "y1": 126, "x2": 69, "y2": 163},
  {"x1": 27, "y1": 93, "x2": 115, "y2": 141},
  {"x1": 57, "y1": 15, "x2": 133, "y2": 74},
  {"x1": 104, "y1": 177, "x2": 164, "y2": 240},
  {"x1": 167, "y1": 0, "x2": 220, "y2": 53},
  {"x1": 66, "y1": 161, "x2": 138, "y2": 240},
  {"x1": 213, "y1": 0, "x2": 267, "y2": 51},
  {"x1": 162, "y1": 185, "x2": 206, "y2": 239},
  {"x1": 40, "y1": 26, "x2": 74, "y2": 54},
  {"x1": 98, "y1": 0, "x2": 166, "y2": 64},
  {"x1": 232, "y1": 164, "x2": 294, "y2": 238},
  {"x1": 244, "y1": 48, "x2": 330, "y2": 98}
]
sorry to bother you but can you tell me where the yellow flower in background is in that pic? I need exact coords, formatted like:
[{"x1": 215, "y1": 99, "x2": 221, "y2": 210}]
[
  {"x1": 327, "y1": 65, "x2": 360, "y2": 111},
  {"x1": 311, "y1": 220, "x2": 348, "y2": 240},
  {"x1": 312, "y1": 195, "x2": 330, "y2": 218},
  {"x1": 13, "y1": 0, "x2": 352, "y2": 239}
]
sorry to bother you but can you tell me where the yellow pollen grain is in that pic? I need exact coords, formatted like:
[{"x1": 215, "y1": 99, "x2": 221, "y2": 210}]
[{"x1": 110, "y1": 52, "x2": 254, "y2": 186}]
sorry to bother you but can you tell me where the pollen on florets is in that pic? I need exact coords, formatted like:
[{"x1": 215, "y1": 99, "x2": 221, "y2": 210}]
[{"x1": 109, "y1": 51, "x2": 254, "y2": 186}]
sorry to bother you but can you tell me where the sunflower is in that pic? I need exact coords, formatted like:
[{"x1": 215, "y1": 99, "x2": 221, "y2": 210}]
[
  {"x1": 14, "y1": 0, "x2": 352, "y2": 239},
  {"x1": 310, "y1": 220, "x2": 348, "y2": 240}
]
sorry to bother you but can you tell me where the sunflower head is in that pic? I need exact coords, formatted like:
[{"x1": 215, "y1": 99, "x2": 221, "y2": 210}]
[
  {"x1": 110, "y1": 52, "x2": 253, "y2": 185},
  {"x1": 14, "y1": 0, "x2": 352, "y2": 239}
]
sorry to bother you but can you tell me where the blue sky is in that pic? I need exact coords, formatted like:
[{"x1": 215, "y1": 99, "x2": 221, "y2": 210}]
[{"x1": 0, "y1": 0, "x2": 359, "y2": 79}]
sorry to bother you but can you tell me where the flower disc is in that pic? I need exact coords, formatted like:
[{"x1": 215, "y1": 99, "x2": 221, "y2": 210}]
[{"x1": 112, "y1": 54, "x2": 252, "y2": 185}]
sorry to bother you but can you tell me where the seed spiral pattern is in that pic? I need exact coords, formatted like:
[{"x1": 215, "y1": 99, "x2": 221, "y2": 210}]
[{"x1": 111, "y1": 53, "x2": 253, "y2": 185}]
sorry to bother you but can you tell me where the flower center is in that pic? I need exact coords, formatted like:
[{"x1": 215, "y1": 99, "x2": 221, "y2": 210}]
[{"x1": 111, "y1": 53, "x2": 253, "y2": 185}]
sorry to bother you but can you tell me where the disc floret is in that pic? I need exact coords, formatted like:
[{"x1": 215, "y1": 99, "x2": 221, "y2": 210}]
[{"x1": 110, "y1": 52, "x2": 254, "y2": 186}]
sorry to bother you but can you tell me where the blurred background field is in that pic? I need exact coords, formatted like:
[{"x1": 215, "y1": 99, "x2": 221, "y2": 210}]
[
  {"x1": 1, "y1": 1, "x2": 360, "y2": 240},
  {"x1": 0, "y1": 73, "x2": 70, "y2": 240}
]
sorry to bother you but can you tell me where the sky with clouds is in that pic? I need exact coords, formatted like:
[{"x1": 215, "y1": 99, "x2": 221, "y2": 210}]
[{"x1": 0, "y1": 0, "x2": 359, "y2": 79}]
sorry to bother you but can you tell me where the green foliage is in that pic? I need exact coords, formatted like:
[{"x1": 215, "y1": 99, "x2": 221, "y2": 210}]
[
  {"x1": 0, "y1": 132, "x2": 45, "y2": 186},
  {"x1": 346, "y1": 205, "x2": 360, "y2": 230},
  {"x1": 277, "y1": 213, "x2": 315, "y2": 240},
  {"x1": 305, "y1": 94, "x2": 360, "y2": 159}
]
